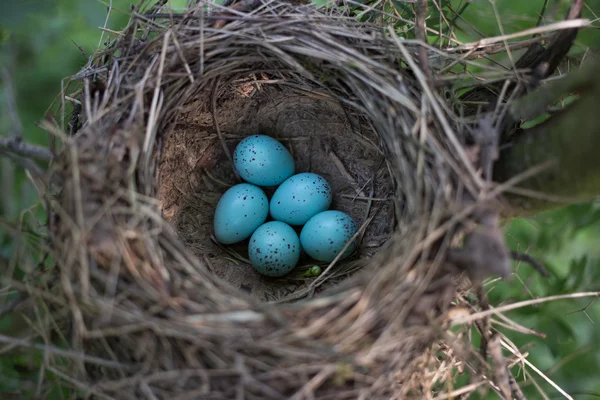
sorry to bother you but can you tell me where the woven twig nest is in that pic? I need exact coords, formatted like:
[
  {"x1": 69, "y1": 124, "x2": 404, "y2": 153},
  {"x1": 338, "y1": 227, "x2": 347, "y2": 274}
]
[{"x1": 38, "y1": 1, "x2": 509, "y2": 398}]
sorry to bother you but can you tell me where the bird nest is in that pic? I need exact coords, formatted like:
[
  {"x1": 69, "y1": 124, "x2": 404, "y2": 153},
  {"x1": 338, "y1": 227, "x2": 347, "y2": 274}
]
[{"x1": 10, "y1": 0, "x2": 585, "y2": 398}]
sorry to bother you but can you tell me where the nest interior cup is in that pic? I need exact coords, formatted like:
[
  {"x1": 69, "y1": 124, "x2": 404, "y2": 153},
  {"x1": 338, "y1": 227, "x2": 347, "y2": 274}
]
[{"x1": 158, "y1": 82, "x2": 394, "y2": 301}]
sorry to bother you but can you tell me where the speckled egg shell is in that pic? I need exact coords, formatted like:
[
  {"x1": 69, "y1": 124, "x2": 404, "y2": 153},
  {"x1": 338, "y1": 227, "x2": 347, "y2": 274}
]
[
  {"x1": 300, "y1": 210, "x2": 358, "y2": 262},
  {"x1": 248, "y1": 221, "x2": 301, "y2": 277},
  {"x1": 213, "y1": 183, "x2": 269, "y2": 244},
  {"x1": 269, "y1": 173, "x2": 332, "y2": 226},
  {"x1": 233, "y1": 135, "x2": 295, "y2": 187}
]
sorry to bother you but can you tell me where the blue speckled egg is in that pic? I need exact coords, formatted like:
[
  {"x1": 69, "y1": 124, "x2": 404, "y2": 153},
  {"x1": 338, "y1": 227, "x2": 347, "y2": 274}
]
[
  {"x1": 248, "y1": 221, "x2": 301, "y2": 277},
  {"x1": 233, "y1": 135, "x2": 295, "y2": 187},
  {"x1": 269, "y1": 173, "x2": 332, "y2": 226},
  {"x1": 213, "y1": 183, "x2": 269, "y2": 244},
  {"x1": 300, "y1": 210, "x2": 358, "y2": 262}
]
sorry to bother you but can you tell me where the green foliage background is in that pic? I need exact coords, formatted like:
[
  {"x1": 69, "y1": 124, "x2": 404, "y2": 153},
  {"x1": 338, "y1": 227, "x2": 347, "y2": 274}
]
[{"x1": 1, "y1": 0, "x2": 599, "y2": 398}]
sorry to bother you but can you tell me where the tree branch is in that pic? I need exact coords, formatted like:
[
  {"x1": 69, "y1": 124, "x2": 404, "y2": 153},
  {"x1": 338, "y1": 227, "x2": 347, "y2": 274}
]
[
  {"x1": 459, "y1": 0, "x2": 584, "y2": 120},
  {"x1": 415, "y1": 0, "x2": 431, "y2": 80},
  {"x1": 510, "y1": 251, "x2": 549, "y2": 277},
  {"x1": 0, "y1": 137, "x2": 53, "y2": 162},
  {"x1": 494, "y1": 58, "x2": 600, "y2": 215}
]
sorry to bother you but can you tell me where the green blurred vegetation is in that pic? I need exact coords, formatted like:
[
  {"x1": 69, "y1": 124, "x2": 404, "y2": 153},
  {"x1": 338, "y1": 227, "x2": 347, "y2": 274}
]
[{"x1": 1, "y1": 0, "x2": 600, "y2": 399}]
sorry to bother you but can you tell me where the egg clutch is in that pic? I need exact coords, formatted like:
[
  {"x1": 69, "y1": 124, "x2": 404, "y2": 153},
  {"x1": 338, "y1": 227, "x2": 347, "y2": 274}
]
[{"x1": 213, "y1": 135, "x2": 358, "y2": 278}]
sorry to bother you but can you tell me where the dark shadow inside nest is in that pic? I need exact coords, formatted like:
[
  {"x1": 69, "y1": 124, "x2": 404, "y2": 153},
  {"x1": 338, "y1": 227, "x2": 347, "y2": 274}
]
[{"x1": 158, "y1": 79, "x2": 395, "y2": 301}]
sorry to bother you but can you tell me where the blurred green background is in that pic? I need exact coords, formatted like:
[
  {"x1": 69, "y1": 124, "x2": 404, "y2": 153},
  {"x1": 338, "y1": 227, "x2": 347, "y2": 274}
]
[{"x1": 1, "y1": 0, "x2": 599, "y2": 398}]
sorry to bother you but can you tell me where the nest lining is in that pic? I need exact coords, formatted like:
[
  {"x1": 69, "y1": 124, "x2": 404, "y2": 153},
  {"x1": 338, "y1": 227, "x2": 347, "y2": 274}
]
[{"x1": 159, "y1": 79, "x2": 394, "y2": 301}]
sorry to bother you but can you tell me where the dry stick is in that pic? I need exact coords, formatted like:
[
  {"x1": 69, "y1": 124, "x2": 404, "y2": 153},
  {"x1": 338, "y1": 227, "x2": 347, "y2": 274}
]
[
  {"x1": 203, "y1": 168, "x2": 232, "y2": 188},
  {"x1": 340, "y1": 194, "x2": 389, "y2": 201},
  {"x1": 211, "y1": 76, "x2": 239, "y2": 179},
  {"x1": 510, "y1": 251, "x2": 549, "y2": 277},
  {"x1": 289, "y1": 365, "x2": 337, "y2": 400},
  {"x1": 585, "y1": 3, "x2": 600, "y2": 24},
  {"x1": 523, "y1": 368, "x2": 552, "y2": 400},
  {"x1": 416, "y1": 96, "x2": 428, "y2": 206},
  {"x1": 96, "y1": 0, "x2": 113, "y2": 51},
  {"x1": 536, "y1": 0, "x2": 551, "y2": 29},
  {"x1": 275, "y1": 217, "x2": 374, "y2": 303},
  {"x1": 437, "y1": 47, "x2": 478, "y2": 75},
  {"x1": 489, "y1": 0, "x2": 520, "y2": 79},
  {"x1": 415, "y1": 0, "x2": 431, "y2": 79},
  {"x1": 490, "y1": 312, "x2": 546, "y2": 338},
  {"x1": 432, "y1": 380, "x2": 488, "y2": 400},
  {"x1": 356, "y1": 185, "x2": 375, "y2": 246},
  {"x1": 498, "y1": 184, "x2": 579, "y2": 205},
  {"x1": 139, "y1": 381, "x2": 160, "y2": 400},
  {"x1": 475, "y1": 285, "x2": 492, "y2": 373},
  {"x1": 447, "y1": 1, "x2": 485, "y2": 39},
  {"x1": 564, "y1": 297, "x2": 597, "y2": 324},
  {"x1": 448, "y1": 18, "x2": 590, "y2": 52},
  {"x1": 452, "y1": 291, "x2": 600, "y2": 326},
  {"x1": 492, "y1": 80, "x2": 512, "y2": 128},
  {"x1": 429, "y1": 0, "x2": 456, "y2": 45},
  {"x1": 325, "y1": 145, "x2": 366, "y2": 197},
  {"x1": 508, "y1": 371, "x2": 527, "y2": 400},
  {"x1": 0, "y1": 138, "x2": 52, "y2": 162},
  {"x1": 170, "y1": 26, "x2": 195, "y2": 84},
  {"x1": 308, "y1": 216, "x2": 373, "y2": 291},
  {"x1": 488, "y1": 333, "x2": 512, "y2": 400},
  {"x1": 500, "y1": 338, "x2": 573, "y2": 400}
]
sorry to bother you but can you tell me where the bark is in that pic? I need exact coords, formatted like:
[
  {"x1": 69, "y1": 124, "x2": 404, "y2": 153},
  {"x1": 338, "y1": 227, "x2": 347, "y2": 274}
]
[{"x1": 494, "y1": 57, "x2": 600, "y2": 215}]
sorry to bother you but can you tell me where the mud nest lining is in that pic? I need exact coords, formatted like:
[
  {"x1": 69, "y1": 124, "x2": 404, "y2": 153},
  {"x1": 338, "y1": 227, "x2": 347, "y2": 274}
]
[{"x1": 160, "y1": 82, "x2": 394, "y2": 301}]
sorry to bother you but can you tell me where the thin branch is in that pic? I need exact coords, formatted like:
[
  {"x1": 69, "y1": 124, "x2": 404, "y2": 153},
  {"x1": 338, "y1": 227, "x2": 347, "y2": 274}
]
[
  {"x1": 564, "y1": 298, "x2": 597, "y2": 325},
  {"x1": 535, "y1": 0, "x2": 550, "y2": 30},
  {"x1": 415, "y1": 0, "x2": 431, "y2": 79},
  {"x1": 0, "y1": 137, "x2": 53, "y2": 162},
  {"x1": 211, "y1": 76, "x2": 239, "y2": 179},
  {"x1": 488, "y1": 333, "x2": 512, "y2": 400},
  {"x1": 508, "y1": 371, "x2": 527, "y2": 400},
  {"x1": 501, "y1": 339, "x2": 574, "y2": 400},
  {"x1": 510, "y1": 251, "x2": 549, "y2": 277},
  {"x1": 452, "y1": 292, "x2": 600, "y2": 326},
  {"x1": 448, "y1": 19, "x2": 589, "y2": 53}
]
